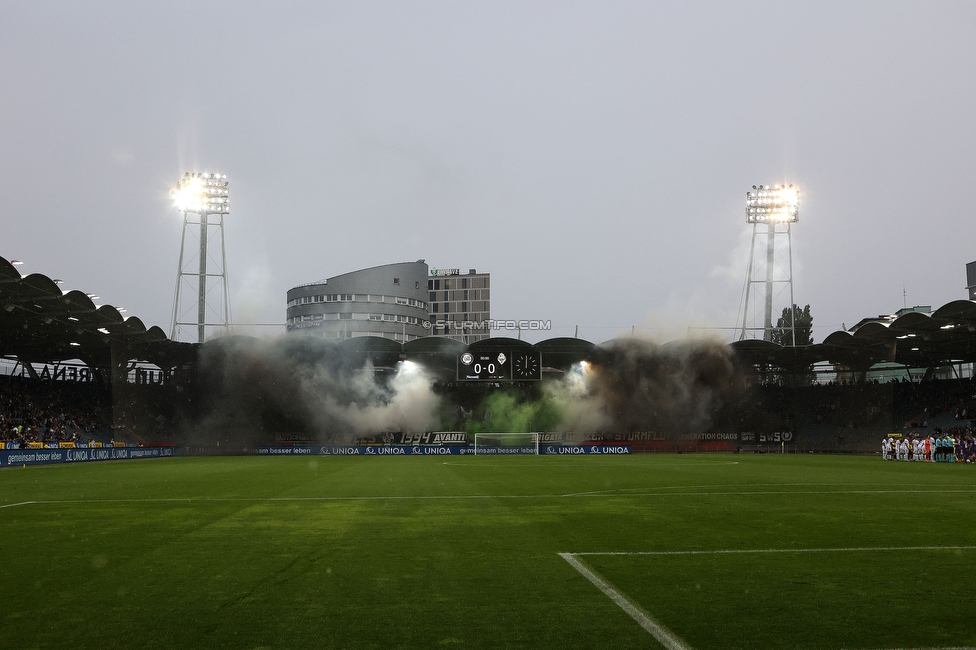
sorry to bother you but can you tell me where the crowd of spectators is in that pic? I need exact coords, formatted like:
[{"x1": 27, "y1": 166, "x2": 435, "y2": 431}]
[{"x1": 0, "y1": 375, "x2": 107, "y2": 446}]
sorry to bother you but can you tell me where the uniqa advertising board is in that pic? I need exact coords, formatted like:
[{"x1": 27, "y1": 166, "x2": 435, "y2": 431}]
[
  {"x1": 257, "y1": 445, "x2": 633, "y2": 456},
  {"x1": 0, "y1": 446, "x2": 176, "y2": 466}
]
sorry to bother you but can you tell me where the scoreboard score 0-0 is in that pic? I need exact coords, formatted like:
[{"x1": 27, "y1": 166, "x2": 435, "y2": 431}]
[{"x1": 457, "y1": 350, "x2": 542, "y2": 381}]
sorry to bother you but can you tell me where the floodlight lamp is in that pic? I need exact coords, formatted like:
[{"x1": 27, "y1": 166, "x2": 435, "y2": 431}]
[
  {"x1": 10, "y1": 260, "x2": 23, "y2": 266},
  {"x1": 746, "y1": 184, "x2": 799, "y2": 223},
  {"x1": 398, "y1": 360, "x2": 420, "y2": 375},
  {"x1": 174, "y1": 171, "x2": 230, "y2": 214}
]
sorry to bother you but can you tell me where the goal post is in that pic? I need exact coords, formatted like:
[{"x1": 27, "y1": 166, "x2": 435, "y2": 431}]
[{"x1": 473, "y1": 432, "x2": 540, "y2": 455}]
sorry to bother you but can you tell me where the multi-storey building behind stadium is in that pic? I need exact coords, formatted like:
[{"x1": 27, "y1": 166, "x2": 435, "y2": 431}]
[
  {"x1": 427, "y1": 268, "x2": 490, "y2": 343},
  {"x1": 286, "y1": 261, "x2": 430, "y2": 342}
]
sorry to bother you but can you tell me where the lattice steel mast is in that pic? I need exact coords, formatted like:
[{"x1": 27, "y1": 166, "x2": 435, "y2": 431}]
[
  {"x1": 170, "y1": 172, "x2": 232, "y2": 343},
  {"x1": 738, "y1": 184, "x2": 798, "y2": 343}
]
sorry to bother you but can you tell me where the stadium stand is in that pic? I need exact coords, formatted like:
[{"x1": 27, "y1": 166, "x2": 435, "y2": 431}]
[
  {"x1": 0, "y1": 375, "x2": 108, "y2": 446},
  {"x1": 7, "y1": 251, "x2": 976, "y2": 455}
]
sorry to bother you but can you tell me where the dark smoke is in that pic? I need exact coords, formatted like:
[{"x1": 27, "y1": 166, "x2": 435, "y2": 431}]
[
  {"x1": 192, "y1": 335, "x2": 441, "y2": 446},
  {"x1": 186, "y1": 334, "x2": 742, "y2": 447},
  {"x1": 451, "y1": 337, "x2": 744, "y2": 436},
  {"x1": 549, "y1": 337, "x2": 743, "y2": 435}
]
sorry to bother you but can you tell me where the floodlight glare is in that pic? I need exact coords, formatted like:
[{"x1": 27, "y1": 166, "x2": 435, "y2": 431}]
[
  {"x1": 170, "y1": 170, "x2": 232, "y2": 344},
  {"x1": 746, "y1": 184, "x2": 798, "y2": 223},
  {"x1": 398, "y1": 360, "x2": 420, "y2": 375},
  {"x1": 173, "y1": 171, "x2": 229, "y2": 214}
]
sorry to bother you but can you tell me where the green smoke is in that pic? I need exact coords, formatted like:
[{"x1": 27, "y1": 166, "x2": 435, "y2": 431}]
[{"x1": 463, "y1": 389, "x2": 563, "y2": 434}]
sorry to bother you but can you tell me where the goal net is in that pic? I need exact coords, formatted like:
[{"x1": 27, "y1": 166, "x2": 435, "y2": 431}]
[{"x1": 473, "y1": 432, "x2": 540, "y2": 455}]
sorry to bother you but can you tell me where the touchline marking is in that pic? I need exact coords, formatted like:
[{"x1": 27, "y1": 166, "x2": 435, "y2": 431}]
[
  {"x1": 0, "y1": 501, "x2": 35, "y2": 509},
  {"x1": 4, "y1": 489, "x2": 976, "y2": 509},
  {"x1": 572, "y1": 545, "x2": 976, "y2": 557},
  {"x1": 559, "y1": 552, "x2": 692, "y2": 650}
]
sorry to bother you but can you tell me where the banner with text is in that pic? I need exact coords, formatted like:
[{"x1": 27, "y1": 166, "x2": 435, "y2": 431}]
[
  {"x1": 0, "y1": 446, "x2": 177, "y2": 466},
  {"x1": 257, "y1": 444, "x2": 632, "y2": 456}
]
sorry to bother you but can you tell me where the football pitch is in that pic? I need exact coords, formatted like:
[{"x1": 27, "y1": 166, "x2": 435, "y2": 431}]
[{"x1": 2, "y1": 454, "x2": 976, "y2": 649}]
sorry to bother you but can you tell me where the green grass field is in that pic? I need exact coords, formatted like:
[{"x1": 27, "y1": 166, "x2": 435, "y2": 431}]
[{"x1": 2, "y1": 454, "x2": 976, "y2": 649}]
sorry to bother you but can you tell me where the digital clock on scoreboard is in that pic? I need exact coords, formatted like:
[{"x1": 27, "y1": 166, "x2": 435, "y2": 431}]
[{"x1": 457, "y1": 350, "x2": 542, "y2": 381}]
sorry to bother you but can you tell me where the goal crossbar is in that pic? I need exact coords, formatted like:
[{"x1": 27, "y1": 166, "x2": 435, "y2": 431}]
[{"x1": 473, "y1": 432, "x2": 540, "y2": 455}]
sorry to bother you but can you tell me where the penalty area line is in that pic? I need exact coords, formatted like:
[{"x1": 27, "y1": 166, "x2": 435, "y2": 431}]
[
  {"x1": 0, "y1": 501, "x2": 36, "y2": 509},
  {"x1": 560, "y1": 551, "x2": 976, "y2": 650},
  {"x1": 572, "y1": 545, "x2": 976, "y2": 557},
  {"x1": 559, "y1": 552, "x2": 693, "y2": 650}
]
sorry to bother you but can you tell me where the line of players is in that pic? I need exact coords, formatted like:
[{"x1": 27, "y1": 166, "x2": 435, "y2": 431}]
[{"x1": 881, "y1": 434, "x2": 975, "y2": 462}]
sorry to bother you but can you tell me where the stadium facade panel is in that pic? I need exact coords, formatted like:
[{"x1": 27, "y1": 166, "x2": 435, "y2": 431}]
[
  {"x1": 426, "y1": 267, "x2": 490, "y2": 343},
  {"x1": 286, "y1": 261, "x2": 430, "y2": 342}
]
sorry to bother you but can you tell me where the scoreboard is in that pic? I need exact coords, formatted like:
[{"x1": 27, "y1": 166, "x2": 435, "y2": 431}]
[{"x1": 457, "y1": 350, "x2": 542, "y2": 381}]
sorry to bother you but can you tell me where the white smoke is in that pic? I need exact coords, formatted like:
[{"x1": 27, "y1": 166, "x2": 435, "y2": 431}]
[
  {"x1": 323, "y1": 361, "x2": 442, "y2": 435},
  {"x1": 544, "y1": 361, "x2": 611, "y2": 434}
]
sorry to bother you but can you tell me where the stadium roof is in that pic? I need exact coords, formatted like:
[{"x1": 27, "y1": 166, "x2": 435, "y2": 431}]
[
  {"x1": 0, "y1": 256, "x2": 196, "y2": 370},
  {"x1": 730, "y1": 299, "x2": 976, "y2": 371},
  {"x1": 197, "y1": 301, "x2": 976, "y2": 376},
  {"x1": 6, "y1": 253, "x2": 976, "y2": 377}
]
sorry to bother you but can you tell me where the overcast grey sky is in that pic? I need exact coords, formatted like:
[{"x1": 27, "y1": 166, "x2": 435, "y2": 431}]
[{"x1": 2, "y1": 1, "x2": 974, "y2": 344}]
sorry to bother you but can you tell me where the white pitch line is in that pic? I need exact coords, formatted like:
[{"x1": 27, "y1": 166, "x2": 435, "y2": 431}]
[
  {"x1": 3, "y1": 488, "x2": 976, "y2": 510},
  {"x1": 561, "y1": 549, "x2": 976, "y2": 650},
  {"x1": 573, "y1": 545, "x2": 976, "y2": 556},
  {"x1": 559, "y1": 552, "x2": 693, "y2": 650}
]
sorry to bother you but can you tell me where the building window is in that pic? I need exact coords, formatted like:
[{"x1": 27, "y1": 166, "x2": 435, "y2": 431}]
[
  {"x1": 415, "y1": 281, "x2": 420, "y2": 289},
  {"x1": 432, "y1": 303, "x2": 439, "y2": 313},
  {"x1": 394, "y1": 277, "x2": 400, "y2": 285},
  {"x1": 462, "y1": 278, "x2": 468, "y2": 289},
  {"x1": 427, "y1": 280, "x2": 434, "y2": 290},
  {"x1": 339, "y1": 313, "x2": 352, "y2": 320}
]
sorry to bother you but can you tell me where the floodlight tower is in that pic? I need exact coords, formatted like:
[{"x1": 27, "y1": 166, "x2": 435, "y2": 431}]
[
  {"x1": 737, "y1": 184, "x2": 799, "y2": 343},
  {"x1": 170, "y1": 172, "x2": 232, "y2": 343}
]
